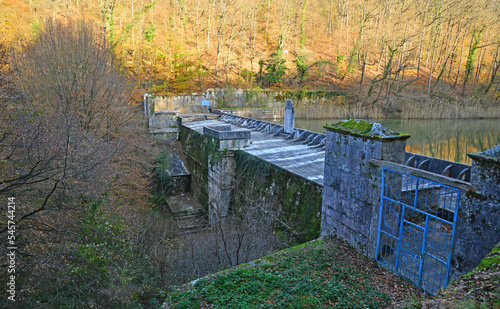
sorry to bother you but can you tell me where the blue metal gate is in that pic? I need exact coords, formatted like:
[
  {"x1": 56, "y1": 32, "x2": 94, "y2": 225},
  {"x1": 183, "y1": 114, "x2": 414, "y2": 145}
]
[{"x1": 376, "y1": 168, "x2": 460, "y2": 294}]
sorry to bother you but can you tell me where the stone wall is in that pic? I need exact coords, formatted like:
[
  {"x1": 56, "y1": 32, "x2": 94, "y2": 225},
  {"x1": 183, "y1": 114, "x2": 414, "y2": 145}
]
[
  {"x1": 148, "y1": 89, "x2": 282, "y2": 114},
  {"x1": 165, "y1": 154, "x2": 191, "y2": 196},
  {"x1": 149, "y1": 110, "x2": 181, "y2": 143},
  {"x1": 452, "y1": 146, "x2": 500, "y2": 277},
  {"x1": 321, "y1": 120, "x2": 500, "y2": 281},
  {"x1": 233, "y1": 152, "x2": 323, "y2": 242},
  {"x1": 207, "y1": 151, "x2": 236, "y2": 222},
  {"x1": 321, "y1": 122, "x2": 409, "y2": 257},
  {"x1": 147, "y1": 88, "x2": 347, "y2": 119},
  {"x1": 179, "y1": 126, "x2": 210, "y2": 211},
  {"x1": 213, "y1": 108, "x2": 285, "y2": 120}
]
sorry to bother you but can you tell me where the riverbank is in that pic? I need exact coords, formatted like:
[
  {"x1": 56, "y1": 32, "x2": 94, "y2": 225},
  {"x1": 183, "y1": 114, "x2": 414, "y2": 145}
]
[
  {"x1": 151, "y1": 89, "x2": 500, "y2": 119},
  {"x1": 217, "y1": 96, "x2": 500, "y2": 120}
]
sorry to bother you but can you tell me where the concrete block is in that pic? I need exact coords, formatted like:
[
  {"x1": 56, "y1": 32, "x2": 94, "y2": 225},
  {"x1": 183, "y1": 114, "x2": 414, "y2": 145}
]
[{"x1": 203, "y1": 125, "x2": 251, "y2": 140}]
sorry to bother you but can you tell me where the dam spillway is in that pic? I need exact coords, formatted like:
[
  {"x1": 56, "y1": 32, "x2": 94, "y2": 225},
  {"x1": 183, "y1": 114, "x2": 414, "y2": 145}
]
[{"x1": 182, "y1": 119, "x2": 326, "y2": 186}]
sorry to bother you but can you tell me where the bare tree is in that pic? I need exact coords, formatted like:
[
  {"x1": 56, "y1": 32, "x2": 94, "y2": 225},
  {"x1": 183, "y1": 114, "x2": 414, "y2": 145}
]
[{"x1": 0, "y1": 18, "x2": 135, "y2": 307}]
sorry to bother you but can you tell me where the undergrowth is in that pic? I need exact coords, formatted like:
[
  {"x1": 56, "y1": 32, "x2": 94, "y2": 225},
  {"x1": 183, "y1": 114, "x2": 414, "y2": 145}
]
[{"x1": 165, "y1": 239, "x2": 392, "y2": 308}]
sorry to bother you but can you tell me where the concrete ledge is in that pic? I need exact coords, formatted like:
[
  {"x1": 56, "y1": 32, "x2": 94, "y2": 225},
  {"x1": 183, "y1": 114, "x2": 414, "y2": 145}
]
[
  {"x1": 151, "y1": 132, "x2": 179, "y2": 143},
  {"x1": 468, "y1": 149, "x2": 500, "y2": 164},
  {"x1": 150, "y1": 128, "x2": 180, "y2": 134},
  {"x1": 154, "y1": 110, "x2": 181, "y2": 114},
  {"x1": 207, "y1": 125, "x2": 231, "y2": 131}
]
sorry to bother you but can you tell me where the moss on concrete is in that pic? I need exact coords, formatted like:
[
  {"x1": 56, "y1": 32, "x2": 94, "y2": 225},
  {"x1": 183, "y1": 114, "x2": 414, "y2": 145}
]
[
  {"x1": 233, "y1": 151, "x2": 322, "y2": 243},
  {"x1": 180, "y1": 126, "x2": 322, "y2": 242},
  {"x1": 325, "y1": 119, "x2": 410, "y2": 140},
  {"x1": 179, "y1": 126, "x2": 210, "y2": 212},
  {"x1": 329, "y1": 119, "x2": 374, "y2": 134},
  {"x1": 475, "y1": 244, "x2": 500, "y2": 271}
]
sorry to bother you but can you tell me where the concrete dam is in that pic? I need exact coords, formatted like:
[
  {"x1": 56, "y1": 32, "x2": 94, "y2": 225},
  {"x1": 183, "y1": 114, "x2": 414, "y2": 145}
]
[{"x1": 147, "y1": 98, "x2": 500, "y2": 295}]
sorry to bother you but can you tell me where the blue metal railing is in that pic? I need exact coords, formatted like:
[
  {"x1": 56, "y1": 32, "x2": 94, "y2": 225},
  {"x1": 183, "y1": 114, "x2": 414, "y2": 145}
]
[{"x1": 376, "y1": 168, "x2": 460, "y2": 294}]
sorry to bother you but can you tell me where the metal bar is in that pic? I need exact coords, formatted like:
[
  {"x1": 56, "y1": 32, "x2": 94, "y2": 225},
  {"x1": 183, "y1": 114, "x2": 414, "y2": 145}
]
[
  {"x1": 395, "y1": 197, "x2": 407, "y2": 272},
  {"x1": 399, "y1": 247, "x2": 421, "y2": 259},
  {"x1": 379, "y1": 228, "x2": 402, "y2": 239},
  {"x1": 401, "y1": 219, "x2": 425, "y2": 231},
  {"x1": 425, "y1": 251, "x2": 448, "y2": 266},
  {"x1": 377, "y1": 167, "x2": 460, "y2": 295},
  {"x1": 383, "y1": 196, "x2": 456, "y2": 225},
  {"x1": 397, "y1": 246, "x2": 421, "y2": 286},
  {"x1": 376, "y1": 168, "x2": 387, "y2": 261},
  {"x1": 418, "y1": 215, "x2": 430, "y2": 286},
  {"x1": 445, "y1": 191, "x2": 461, "y2": 289},
  {"x1": 413, "y1": 177, "x2": 420, "y2": 210}
]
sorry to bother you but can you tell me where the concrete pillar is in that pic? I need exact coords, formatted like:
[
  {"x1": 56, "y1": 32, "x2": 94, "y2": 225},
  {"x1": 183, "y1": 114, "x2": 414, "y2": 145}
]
[
  {"x1": 143, "y1": 93, "x2": 150, "y2": 118},
  {"x1": 321, "y1": 119, "x2": 410, "y2": 257},
  {"x1": 203, "y1": 124, "x2": 251, "y2": 224},
  {"x1": 451, "y1": 145, "x2": 500, "y2": 277},
  {"x1": 284, "y1": 100, "x2": 295, "y2": 134}
]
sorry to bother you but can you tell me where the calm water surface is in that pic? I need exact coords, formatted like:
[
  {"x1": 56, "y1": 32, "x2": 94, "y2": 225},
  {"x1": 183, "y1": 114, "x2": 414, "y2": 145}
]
[{"x1": 262, "y1": 118, "x2": 500, "y2": 165}]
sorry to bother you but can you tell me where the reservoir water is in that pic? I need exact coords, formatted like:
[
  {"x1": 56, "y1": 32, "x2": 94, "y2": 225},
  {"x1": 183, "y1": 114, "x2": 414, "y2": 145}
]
[{"x1": 262, "y1": 118, "x2": 500, "y2": 165}]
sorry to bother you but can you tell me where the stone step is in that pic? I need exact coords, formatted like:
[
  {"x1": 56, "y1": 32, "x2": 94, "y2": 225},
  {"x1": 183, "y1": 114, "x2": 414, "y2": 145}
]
[
  {"x1": 166, "y1": 194, "x2": 201, "y2": 213},
  {"x1": 165, "y1": 193, "x2": 206, "y2": 231},
  {"x1": 176, "y1": 217, "x2": 208, "y2": 230},
  {"x1": 171, "y1": 206, "x2": 203, "y2": 216},
  {"x1": 174, "y1": 209, "x2": 204, "y2": 220}
]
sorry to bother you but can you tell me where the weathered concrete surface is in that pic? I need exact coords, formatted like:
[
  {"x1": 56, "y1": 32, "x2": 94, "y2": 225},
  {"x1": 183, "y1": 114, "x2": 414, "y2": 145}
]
[
  {"x1": 181, "y1": 118, "x2": 324, "y2": 241},
  {"x1": 166, "y1": 154, "x2": 191, "y2": 195},
  {"x1": 180, "y1": 113, "x2": 220, "y2": 123},
  {"x1": 203, "y1": 125, "x2": 251, "y2": 149},
  {"x1": 149, "y1": 110, "x2": 181, "y2": 143},
  {"x1": 321, "y1": 124, "x2": 409, "y2": 257},
  {"x1": 284, "y1": 100, "x2": 295, "y2": 134},
  {"x1": 166, "y1": 193, "x2": 207, "y2": 230},
  {"x1": 208, "y1": 151, "x2": 236, "y2": 222},
  {"x1": 451, "y1": 145, "x2": 500, "y2": 278},
  {"x1": 183, "y1": 120, "x2": 325, "y2": 186}
]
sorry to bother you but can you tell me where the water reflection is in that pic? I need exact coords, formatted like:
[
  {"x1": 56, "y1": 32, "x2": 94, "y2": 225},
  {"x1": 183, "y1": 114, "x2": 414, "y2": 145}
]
[{"x1": 262, "y1": 118, "x2": 500, "y2": 165}]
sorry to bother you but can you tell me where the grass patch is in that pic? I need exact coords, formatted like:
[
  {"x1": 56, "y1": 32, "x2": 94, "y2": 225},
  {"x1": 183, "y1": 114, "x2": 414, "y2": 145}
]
[{"x1": 165, "y1": 237, "x2": 405, "y2": 308}]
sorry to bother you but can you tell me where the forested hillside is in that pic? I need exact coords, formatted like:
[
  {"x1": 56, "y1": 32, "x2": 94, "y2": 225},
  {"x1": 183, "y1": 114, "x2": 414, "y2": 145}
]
[
  {"x1": 3, "y1": 0, "x2": 500, "y2": 101},
  {"x1": 1, "y1": 1, "x2": 499, "y2": 307}
]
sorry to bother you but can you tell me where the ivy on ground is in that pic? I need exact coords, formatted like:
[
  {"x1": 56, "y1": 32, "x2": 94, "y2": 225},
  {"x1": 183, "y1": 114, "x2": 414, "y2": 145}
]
[{"x1": 165, "y1": 238, "x2": 391, "y2": 309}]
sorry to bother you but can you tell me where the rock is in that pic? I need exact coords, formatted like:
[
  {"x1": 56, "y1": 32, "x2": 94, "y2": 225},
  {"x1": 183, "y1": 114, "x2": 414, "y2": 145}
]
[{"x1": 368, "y1": 122, "x2": 397, "y2": 137}]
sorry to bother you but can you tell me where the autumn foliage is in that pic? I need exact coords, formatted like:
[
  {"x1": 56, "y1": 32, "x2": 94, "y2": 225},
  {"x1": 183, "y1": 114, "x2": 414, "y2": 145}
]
[
  {"x1": 0, "y1": 19, "x2": 155, "y2": 307},
  {"x1": 1, "y1": 0, "x2": 500, "y2": 101}
]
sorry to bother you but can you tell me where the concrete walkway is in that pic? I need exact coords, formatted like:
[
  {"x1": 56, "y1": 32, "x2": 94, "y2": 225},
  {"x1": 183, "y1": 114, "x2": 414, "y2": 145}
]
[{"x1": 182, "y1": 119, "x2": 325, "y2": 186}]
